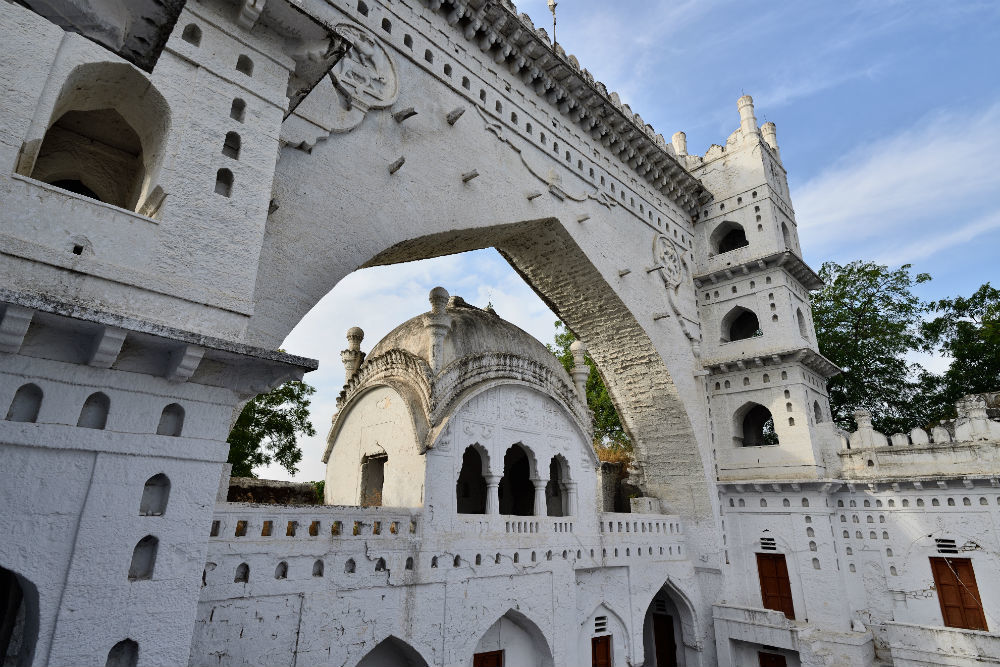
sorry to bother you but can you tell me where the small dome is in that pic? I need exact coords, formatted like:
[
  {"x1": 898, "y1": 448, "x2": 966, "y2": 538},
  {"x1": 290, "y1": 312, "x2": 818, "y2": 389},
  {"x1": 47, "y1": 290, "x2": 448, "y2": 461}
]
[{"x1": 368, "y1": 293, "x2": 570, "y2": 382}]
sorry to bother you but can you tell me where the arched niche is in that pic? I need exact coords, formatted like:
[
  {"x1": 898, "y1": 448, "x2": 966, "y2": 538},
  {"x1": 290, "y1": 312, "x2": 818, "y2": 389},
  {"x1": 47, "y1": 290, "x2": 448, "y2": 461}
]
[
  {"x1": 456, "y1": 444, "x2": 488, "y2": 514},
  {"x1": 796, "y1": 308, "x2": 808, "y2": 338},
  {"x1": 156, "y1": 403, "x2": 184, "y2": 437},
  {"x1": 5, "y1": 384, "x2": 42, "y2": 423},
  {"x1": 472, "y1": 609, "x2": 553, "y2": 667},
  {"x1": 641, "y1": 581, "x2": 702, "y2": 667},
  {"x1": 105, "y1": 639, "x2": 138, "y2": 667},
  {"x1": 734, "y1": 402, "x2": 778, "y2": 447},
  {"x1": 139, "y1": 474, "x2": 170, "y2": 516},
  {"x1": 709, "y1": 221, "x2": 749, "y2": 255},
  {"x1": 720, "y1": 306, "x2": 760, "y2": 343},
  {"x1": 0, "y1": 566, "x2": 39, "y2": 667},
  {"x1": 127, "y1": 535, "x2": 158, "y2": 581},
  {"x1": 355, "y1": 635, "x2": 429, "y2": 667},
  {"x1": 498, "y1": 443, "x2": 536, "y2": 516},
  {"x1": 546, "y1": 454, "x2": 571, "y2": 517},
  {"x1": 77, "y1": 392, "x2": 110, "y2": 429},
  {"x1": 20, "y1": 62, "x2": 171, "y2": 215}
]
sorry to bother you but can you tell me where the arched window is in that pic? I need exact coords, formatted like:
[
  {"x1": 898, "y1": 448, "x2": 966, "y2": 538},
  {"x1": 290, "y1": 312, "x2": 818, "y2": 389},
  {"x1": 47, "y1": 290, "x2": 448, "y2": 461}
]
[
  {"x1": 312, "y1": 560, "x2": 324, "y2": 577},
  {"x1": 127, "y1": 536, "x2": 158, "y2": 581},
  {"x1": 344, "y1": 559, "x2": 356, "y2": 573},
  {"x1": 781, "y1": 222, "x2": 792, "y2": 249},
  {"x1": 156, "y1": 403, "x2": 184, "y2": 436},
  {"x1": 222, "y1": 132, "x2": 241, "y2": 160},
  {"x1": 375, "y1": 558, "x2": 386, "y2": 572},
  {"x1": 456, "y1": 445, "x2": 487, "y2": 514},
  {"x1": 721, "y1": 306, "x2": 760, "y2": 342},
  {"x1": 356, "y1": 0, "x2": 368, "y2": 15},
  {"x1": 214, "y1": 168, "x2": 233, "y2": 197},
  {"x1": 546, "y1": 456, "x2": 569, "y2": 517},
  {"x1": 797, "y1": 308, "x2": 808, "y2": 337},
  {"x1": 274, "y1": 562, "x2": 287, "y2": 579},
  {"x1": 424, "y1": 49, "x2": 433, "y2": 63},
  {"x1": 77, "y1": 392, "x2": 110, "y2": 429},
  {"x1": 736, "y1": 403, "x2": 778, "y2": 447},
  {"x1": 404, "y1": 34, "x2": 413, "y2": 49},
  {"x1": 710, "y1": 221, "x2": 749, "y2": 254},
  {"x1": 381, "y1": 17, "x2": 391, "y2": 32},
  {"x1": 234, "y1": 563, "x2": 249, "y2": 583},
  {"x1": 6, "y1": 383, "x2": 42, "y2": 422},
  {"x1": 813, "y1": 401, "x2": 823, "y2": 423},
  {"x1": 0, "y1": 566, "x2": 38, "y2": 666},
  {"x1": 236, "y1": 55, "x2": 253, "y2": 76},
  {"x1": 106, "y1": 639, "x2": 138, "y2": 667},
  {"x1": 181, "y1": 24, "x2": 201, "y2": 46},
  {"x1": 360, "y1": 453, "x2": 387, "y2": 506},
  {"x1": 230, "y1": 98, "x2": 246, "y2": 122},
  {"x1": 498, "y1": 444, "x2": 534, "y2": 516},
  {"x1": 139, "y1": 474, "x2": 170, "y2": 515},
  {"x1": 23, "y1": 63, "x2": 170, "y2": 215}
]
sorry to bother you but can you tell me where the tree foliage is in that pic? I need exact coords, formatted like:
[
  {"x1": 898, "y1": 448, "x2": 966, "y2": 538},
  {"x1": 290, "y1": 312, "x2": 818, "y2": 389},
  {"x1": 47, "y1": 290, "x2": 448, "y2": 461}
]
[
  {"x1": 548, "y1": 321, "x2": 631, "y2": 452},
  {"x1": 918, "y1": 283, "x2": 1000, "y2": 420},
  {"x1": 227, "y1": 380, "x2": 316, "y2": 477},
  {"x1": 811, "y1": 260, "x2": 930, "y2": 433}
]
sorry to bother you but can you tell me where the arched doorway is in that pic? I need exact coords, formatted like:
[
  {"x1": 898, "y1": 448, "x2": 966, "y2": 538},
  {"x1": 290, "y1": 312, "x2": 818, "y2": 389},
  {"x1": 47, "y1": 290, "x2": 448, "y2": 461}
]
[
  {"x1": 472, "y1": 609, "x2": 553, "y2": 667},
  {"x1": 735, "y1": 403, "x2": 778, "y2": 447},
  {"x1": 498, "y1": 444, "x2": 534, "y2": 516},
  {"x1": 457, "y1": 445, "x2": 488, "y2": 514},
  {"x1": 642, "y1": 582, "x2": 699, "y2": 667},
  {"x1": 546, "y1": 455, "x2": 569, "y2": 517},
  {"x1": 355, "y1": 635, "x2": 429, "y2": 667},
  {"x1": 1, "y1": 566, "x2": 38, "y2": 667}
]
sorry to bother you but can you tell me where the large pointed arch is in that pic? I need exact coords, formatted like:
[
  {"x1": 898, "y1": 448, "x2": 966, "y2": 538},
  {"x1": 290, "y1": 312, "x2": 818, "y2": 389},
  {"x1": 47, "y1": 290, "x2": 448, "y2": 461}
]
[
  {"x1": 467, "y1": 608, "x2": 554, "y2": 667},
  {"x1": 354, "y1": 634, "x2": 430, "y2": 667},
  {"x1": 639, "y1": 578, "x2": 704, "y2": 667}
]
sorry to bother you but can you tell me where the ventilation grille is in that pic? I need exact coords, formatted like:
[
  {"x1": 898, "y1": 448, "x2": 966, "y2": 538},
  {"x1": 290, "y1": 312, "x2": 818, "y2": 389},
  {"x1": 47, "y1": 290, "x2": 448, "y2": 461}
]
[
  {"x1": 654, "y1": 599, "x2": 668, "y2": 614},
  {"x1": 594, "y1": 616, "x2": 608, "y2": 633},
  {"x1": 936, "y1": 538, "x2": 958, "y2": 554},
  {"x1": 760, "y1": 537, "x2": 777, "y2": 551}
]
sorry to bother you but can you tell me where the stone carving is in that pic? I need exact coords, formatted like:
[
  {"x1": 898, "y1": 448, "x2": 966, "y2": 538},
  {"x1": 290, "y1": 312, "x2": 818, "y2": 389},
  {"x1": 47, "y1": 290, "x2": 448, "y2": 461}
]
[
  {"x1": 331, "y1": 24, "x2": 398, "y2": 111},
  {"x1": 650, "y1": 234, "x2": 701, "y2": 354}
]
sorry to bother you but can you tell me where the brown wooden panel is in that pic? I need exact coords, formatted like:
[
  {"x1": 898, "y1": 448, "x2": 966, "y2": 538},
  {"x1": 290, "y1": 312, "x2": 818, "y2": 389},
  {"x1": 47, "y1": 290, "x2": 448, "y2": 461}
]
[
  {"x1": 756, "y1": 553, "x2": 795, "y2": 620},
  {"x1": 591, "y1": 635, "x2": 612, "y2": 667},
  {"x1": 473, "y1": 650, "x2": 504, "y2": 667},
  {"x1": 930, "y1": 557, "x2": 988, "y2": 631},
  {"x1": 653, "y1": 614, "x2": 677, "y2": 667}
]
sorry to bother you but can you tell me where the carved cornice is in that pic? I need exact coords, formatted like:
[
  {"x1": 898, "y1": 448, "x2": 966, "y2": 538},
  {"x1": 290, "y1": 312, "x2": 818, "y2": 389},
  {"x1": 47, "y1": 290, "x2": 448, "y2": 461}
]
[
  {"x1": 703, "y1": 347, "x2": 841, "y2": 379},
  {"x1": 694, "y1": 251, "x2": 823, "y2": 291},
  {"x1": 421, "y1": 0, "x2": 711, "y2": 216}
]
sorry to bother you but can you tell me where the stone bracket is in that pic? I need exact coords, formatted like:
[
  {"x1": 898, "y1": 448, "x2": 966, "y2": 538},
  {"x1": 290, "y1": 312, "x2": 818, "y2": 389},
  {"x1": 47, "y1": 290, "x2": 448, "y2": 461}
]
[
  {"x1": 88, "y1": 326, "x2": 127, "y2": 368},
  {"x1": 0, "y1": 305, "x2": 33, "y2": 354},
  {"x1": 166, "y1": 345, "x2": 205, "y2": 383}
]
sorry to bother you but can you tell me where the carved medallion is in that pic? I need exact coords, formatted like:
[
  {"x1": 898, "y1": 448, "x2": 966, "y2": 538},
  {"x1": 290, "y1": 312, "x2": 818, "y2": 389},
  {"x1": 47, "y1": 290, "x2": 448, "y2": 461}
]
[
  {"x1": 332, "y1": 24, "x2": 398, "y2": 110},
  {"x1": 652, "y1": 234, "x2": 682, "y2": 288}
]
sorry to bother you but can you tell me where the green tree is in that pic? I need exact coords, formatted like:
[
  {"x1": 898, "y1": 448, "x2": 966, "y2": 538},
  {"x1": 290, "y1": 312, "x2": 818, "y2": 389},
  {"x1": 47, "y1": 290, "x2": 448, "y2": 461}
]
[
  {"x1": 548, "y1": 321, "x2": 631, "y2": 453},
  {"x1": 918, "y1": 283, "x2": 1000, "y2": 421},
  {"x1": 811, "y1": 260, "x2": 931, "y2": 434},
  {"x1": 227, "y1": 380, "x2": 316, "y2": 477}
]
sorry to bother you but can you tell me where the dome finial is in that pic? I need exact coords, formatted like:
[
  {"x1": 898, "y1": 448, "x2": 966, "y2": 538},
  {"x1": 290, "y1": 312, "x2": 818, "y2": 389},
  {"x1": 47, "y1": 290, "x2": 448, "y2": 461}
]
[
  {"x1": 429, "y1": 286, "x2": 449, "y2": 315},
  {"x1": 341, "y1": 327, "x2": 366, "y2": 377}
]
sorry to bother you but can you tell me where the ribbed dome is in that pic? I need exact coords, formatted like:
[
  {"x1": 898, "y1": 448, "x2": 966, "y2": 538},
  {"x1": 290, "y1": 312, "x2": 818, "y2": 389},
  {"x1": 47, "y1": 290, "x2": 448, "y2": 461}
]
[{"x1": 368, "y1": 291, "x2": 569, "y2": 381}]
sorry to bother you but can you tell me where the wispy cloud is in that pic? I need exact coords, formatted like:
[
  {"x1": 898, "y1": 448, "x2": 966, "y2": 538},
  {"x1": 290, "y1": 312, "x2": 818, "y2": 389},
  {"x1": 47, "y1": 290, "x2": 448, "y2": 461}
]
[{"x1": 795, "y1": 101, "x2": 1000, "y2": 265}]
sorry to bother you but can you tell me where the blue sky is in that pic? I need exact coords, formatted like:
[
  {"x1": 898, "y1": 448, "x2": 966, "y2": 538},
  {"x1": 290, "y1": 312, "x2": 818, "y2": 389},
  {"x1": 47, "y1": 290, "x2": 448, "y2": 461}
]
[{"x1": 264, "y1": 0, "x2": 1000, "y2": 481}]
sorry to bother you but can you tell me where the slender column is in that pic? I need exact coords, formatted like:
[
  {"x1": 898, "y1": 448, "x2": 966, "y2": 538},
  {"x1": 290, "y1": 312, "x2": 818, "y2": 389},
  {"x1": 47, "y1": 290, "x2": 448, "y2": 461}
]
[
  {"x1": 485, "y1": 475, "x2": 501, "y2": 515},
  {"x1": 564, "y1": 481, "x2": 578, "y2": 516},
  {"x1": 532, "y1": 478, "x2": 548, "y2": 516}
]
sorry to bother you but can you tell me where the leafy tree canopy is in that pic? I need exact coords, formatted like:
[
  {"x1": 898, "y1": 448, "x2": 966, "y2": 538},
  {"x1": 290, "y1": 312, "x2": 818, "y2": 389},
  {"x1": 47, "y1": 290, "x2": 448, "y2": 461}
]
[
  {"x1": 811, "y1": 260, "x2": 930, "y2": 433},
  {"x1": 227, "y1": 380, "x2": 316, "y2": 477},
  {"x1": 548, "y1": 321, "x2": 631, "y2": 455}
]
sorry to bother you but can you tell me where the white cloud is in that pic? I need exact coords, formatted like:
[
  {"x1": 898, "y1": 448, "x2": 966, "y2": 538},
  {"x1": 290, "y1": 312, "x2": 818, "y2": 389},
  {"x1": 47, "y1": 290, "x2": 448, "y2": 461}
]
[
  {"x1": 795, "y1": 101, "x2": 1000, "y2": 265},
  {"x1": 257, "y1": 250, "x2": 557, "y2": 482}
]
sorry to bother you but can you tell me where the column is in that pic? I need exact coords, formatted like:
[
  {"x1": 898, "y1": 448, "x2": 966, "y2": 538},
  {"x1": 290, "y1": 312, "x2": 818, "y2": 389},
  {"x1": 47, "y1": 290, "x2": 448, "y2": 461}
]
[
  {"x1": 564, "y1": 481, "x2": 578, "y2": 516},
  {"x1": 485, "y1": 475, "x2": 501, "y2": 515},
  {"x1": 532, "y1": 478, "x2": 548, "y2": 517}
]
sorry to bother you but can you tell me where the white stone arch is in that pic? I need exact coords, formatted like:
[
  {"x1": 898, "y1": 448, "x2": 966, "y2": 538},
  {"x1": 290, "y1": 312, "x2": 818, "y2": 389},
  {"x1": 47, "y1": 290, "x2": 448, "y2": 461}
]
[
  {"x1": 461, "y1": 607, "x2": 554, "y2": 667},
  {"x1": 720, "y1": 305, "x2": 760, "y2": 343},
  {"x1": 708, "y1": 220, "x2": 749, "y2": 255},
  {"x1": 353, "y1": 634, "x2": 432, "y2": 667},
  {"x1": 578, "y1": 601, "x2": 632, "y2": 666},
  {"x1": 732, "y1": 401, "x2": 778, "y2": 448},
  {"x1": 637, "y1": 578, "x2": 704, "y2": 667}
]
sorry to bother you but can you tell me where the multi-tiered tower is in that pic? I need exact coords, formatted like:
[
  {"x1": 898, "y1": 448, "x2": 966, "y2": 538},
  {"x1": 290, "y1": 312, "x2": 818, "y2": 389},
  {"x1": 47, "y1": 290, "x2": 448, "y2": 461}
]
[{"x1": 681, "y1": 96, "x2": 839, "y2": 481}]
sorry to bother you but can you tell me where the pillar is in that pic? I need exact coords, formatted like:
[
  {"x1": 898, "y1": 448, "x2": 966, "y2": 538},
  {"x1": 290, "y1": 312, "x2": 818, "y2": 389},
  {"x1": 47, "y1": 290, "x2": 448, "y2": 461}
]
[
  {"x1": 485, "y1": 475, "x2": 500, "y2": 515},
  {"x1": 532, "y1": 478, "x2": 548, "y2": 516},
  {"x1": 565, "y1": 481, "x2": 578, "y2": 516}
]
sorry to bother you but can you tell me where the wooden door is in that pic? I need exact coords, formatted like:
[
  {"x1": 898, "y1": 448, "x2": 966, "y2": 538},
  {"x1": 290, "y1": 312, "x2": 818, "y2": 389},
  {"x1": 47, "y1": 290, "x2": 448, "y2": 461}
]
[
  {"x1": 652, "y1": 614, "x2": 677, "y2": 667},
  {"x1": 591, "y1": 635, "x2": 612, "y2": 667},
  {"x1": 758, "y1": 652, "x2": 787, "y2": 667},
  {"x1": 756, "y1": 553, "x2": 795, "y2": 620},
  {"x1": 930, "y1": 557, "x2": 988, "y2": 631}
]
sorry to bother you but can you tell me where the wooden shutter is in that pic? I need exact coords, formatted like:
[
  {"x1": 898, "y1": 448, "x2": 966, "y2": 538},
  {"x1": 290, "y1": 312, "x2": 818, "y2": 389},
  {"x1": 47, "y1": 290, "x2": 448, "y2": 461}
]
[
  {"x1": 473, "y1": 650, "x2": 504, "y2": 667},
  {"x1": 930, "y1": 557, "x2": 988, "y2": 631},
  {"x1": 591, "y1": 635, "x2": 612, "y2": 667},
  {"x1": 756, "y1": 553, "x2": 795, "y2": 620}
]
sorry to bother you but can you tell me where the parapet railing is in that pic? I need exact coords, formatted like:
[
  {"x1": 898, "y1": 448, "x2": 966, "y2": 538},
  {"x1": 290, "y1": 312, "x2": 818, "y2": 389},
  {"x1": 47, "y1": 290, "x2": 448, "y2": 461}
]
[
  {"x1": 599, "y1": 513, "x2": 683, "y2": 538},
  {"x1": 209, "y1": 503, "x2": 422, "y2": 541}
]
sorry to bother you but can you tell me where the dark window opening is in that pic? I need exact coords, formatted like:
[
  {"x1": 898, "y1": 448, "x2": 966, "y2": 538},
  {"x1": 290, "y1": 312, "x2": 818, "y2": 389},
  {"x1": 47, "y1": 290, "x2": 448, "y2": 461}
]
[
  {"x1": 740, "y1": 403, "x2": 779, "y2": 447},
  {"x1": 181, "y1": 24, "x2": 201, "y2": 46},
  {"x1": 0, "y1": 566, "x2": 38, "y2": 667},
  {"x1": 498, "y1": 444, "x2": 533, "y2": 516},
  {"x1": 105, "y1": 639, "x2": 138, "y2": 667},
  {"x1": 156, "y1": 403, "x2": 184, "y2": 436},
  {"x1": 234, "y1": 563, "x2": 249, "y2": 582},
  {"x1": 546, "y1": 456, "x2": 567, "y2": 517},
  {"x1": 230, "y1": 99, "x2": 246, "y2": 122},
  {"x1": 77, "y1": 392, "x2": 110, "y2": 429},
  {"x1": 139, "y1": 474, "x2": 170, "y2": 516},
  {"x1": 456, "y1": 446, "x2": 487, "y2": 514},
  {"x1": 723, "y1": 307, "x2": 761, "y2": 342},
  {"x1": 127, "y1": 535, "x2": 158, "y2": 581},
  {"x1": 236, "y1": 55, "x2": 253, "y2": 76},
  {"x1": 360, "y1": 453, "x2": 386, "y2": 507},
  {"x1": 222, "y1": 132, "x2": 241, "y2": 160},
  {"x1": 6, "y1": 383, "x2": 42, "y2": 423},
  {"x1": 214, "y1": 169, "x2": 233, "y2": 197}
]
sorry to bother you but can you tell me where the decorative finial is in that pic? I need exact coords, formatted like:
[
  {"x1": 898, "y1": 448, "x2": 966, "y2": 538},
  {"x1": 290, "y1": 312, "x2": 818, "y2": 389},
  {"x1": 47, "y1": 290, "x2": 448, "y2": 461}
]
[
  {"x1": 569, "y1": 339, "x2": 588, "y2": 400},
  {"x1": 429, "y1": 286, "x2": 449, "y2": 314},
  {"x1": 341, "y1": 327, "x2": 366, "y2": 377},
  {"x1": 547, "y1": 0, "x2": 557, "y2": 46},
  {"x1": 425, "y1": 287, "x2": 452, "y2": 373}
]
